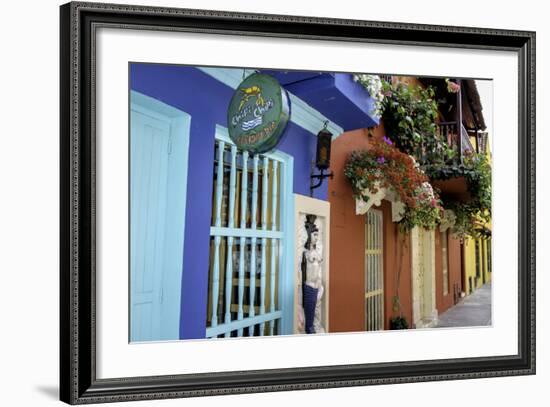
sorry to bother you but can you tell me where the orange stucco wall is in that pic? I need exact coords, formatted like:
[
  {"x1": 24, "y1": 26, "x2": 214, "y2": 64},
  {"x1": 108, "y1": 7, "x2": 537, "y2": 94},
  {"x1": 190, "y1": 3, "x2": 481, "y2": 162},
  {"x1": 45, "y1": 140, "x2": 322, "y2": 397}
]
[
  {"x1": 380, "y1": 201, "x2": 413, "y2": 330},
  {"x1": 328, "y1": 128, "x2": 371, "y2": 332},
  {"x1": 435, "y1": 232, "x2": 463, "y2": 314},
  {"x1": 328, "y1": 126, "x2": 413, "y2": 332}
]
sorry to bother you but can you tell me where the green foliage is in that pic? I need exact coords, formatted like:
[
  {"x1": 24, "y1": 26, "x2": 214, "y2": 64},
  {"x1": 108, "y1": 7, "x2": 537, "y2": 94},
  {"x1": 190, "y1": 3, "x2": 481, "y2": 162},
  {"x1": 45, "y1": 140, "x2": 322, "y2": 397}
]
[
  {"x1": 381, "y1": 81, "x2": 452, "y2": 165},
  {"x1": 426, "y1": 151, "x2": 492, "y2": 238},
  {"x1": 398, "y1": 199, "x2": 442, "y2": 232},
  {"x1": 389, "y1": 316, "x2": 409, "y2": 330}
]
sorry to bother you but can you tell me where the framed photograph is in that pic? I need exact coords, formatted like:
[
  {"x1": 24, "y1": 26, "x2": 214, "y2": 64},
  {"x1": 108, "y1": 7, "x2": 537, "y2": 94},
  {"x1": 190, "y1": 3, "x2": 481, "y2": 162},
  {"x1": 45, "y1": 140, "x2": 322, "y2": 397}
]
[{"x1": 60, "y1": 1, "x2": 535, "y2": 404}]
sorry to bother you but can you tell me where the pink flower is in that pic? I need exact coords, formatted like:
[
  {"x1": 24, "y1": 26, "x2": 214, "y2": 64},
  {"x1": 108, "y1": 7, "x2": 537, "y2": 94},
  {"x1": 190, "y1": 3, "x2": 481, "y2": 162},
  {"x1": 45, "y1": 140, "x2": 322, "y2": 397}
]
[
  {"x1": 446, "y1": 79, "x2": 460, "y2": 93},
  {"x1": 430, "y1": 199, "x2": 437, "y2": 207}
]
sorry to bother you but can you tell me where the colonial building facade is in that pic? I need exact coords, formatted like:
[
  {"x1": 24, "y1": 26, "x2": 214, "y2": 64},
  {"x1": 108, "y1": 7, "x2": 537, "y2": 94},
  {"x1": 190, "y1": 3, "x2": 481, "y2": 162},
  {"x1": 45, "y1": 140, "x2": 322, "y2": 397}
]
[{"x1": 129, "y1": 64, "x2": 490, "y2": 342}]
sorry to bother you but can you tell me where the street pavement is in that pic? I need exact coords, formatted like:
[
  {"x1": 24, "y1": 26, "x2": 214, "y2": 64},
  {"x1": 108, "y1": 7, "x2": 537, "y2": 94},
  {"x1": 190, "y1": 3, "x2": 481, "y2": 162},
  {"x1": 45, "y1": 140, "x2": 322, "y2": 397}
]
[{"x1": 435, "y1": 282, "x2": 492, "y2": 328}]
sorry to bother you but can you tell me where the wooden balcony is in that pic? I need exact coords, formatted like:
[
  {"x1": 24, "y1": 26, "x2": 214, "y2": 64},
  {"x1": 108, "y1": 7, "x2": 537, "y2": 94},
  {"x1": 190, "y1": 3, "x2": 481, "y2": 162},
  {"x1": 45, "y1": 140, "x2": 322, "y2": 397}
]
[
  {"x1": 379, "y1": 74, "x2": 393, "y2": 83},
  {"x1": 429, "y1": 121, "x2": 475, "y2": 202},
  {"x1": 424, "y1": 79, "x2": 489, "y2": 203},
  {"x1": 436, "y1": 120, "x2": 474, "y2": 161},
  {"x1": 431, "y1": 176, "x2": 471, "y2": 202}
]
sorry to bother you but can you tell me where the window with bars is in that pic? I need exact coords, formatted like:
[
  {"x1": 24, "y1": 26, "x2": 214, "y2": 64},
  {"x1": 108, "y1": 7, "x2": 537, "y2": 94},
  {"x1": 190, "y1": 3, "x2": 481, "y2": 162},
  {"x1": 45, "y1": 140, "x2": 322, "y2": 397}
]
[{"x1": 205, "y1": 132, "x2": 285, "y2": 338}]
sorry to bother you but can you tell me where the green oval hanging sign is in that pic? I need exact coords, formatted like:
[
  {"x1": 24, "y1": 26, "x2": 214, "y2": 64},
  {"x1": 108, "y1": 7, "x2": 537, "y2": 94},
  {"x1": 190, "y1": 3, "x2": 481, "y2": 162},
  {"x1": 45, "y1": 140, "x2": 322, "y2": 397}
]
[{"x1": 227, "y1": 73, "x2": 290, "y2": 154}]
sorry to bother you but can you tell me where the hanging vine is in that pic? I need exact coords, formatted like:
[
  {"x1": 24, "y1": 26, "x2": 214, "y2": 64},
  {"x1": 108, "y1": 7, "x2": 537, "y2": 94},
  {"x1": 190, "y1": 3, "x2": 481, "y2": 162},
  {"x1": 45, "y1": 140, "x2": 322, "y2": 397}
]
[{"x1": 380, "y1": 81, "x2": 453, "y2": 166}]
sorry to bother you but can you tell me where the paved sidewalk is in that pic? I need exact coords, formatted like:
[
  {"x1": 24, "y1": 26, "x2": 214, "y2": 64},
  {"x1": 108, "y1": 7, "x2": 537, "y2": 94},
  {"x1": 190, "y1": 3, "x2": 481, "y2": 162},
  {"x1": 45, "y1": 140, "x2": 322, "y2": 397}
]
[{"x1": 435, "y1": 282, "x2": 492, "y2": 328}]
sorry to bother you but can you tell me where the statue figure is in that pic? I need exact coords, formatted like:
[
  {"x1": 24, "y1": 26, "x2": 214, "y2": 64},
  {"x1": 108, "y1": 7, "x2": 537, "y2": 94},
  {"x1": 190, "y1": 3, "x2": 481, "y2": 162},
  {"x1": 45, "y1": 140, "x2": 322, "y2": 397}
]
[{"x1": 300, "y1": 215, "x2": 324, "y2": 334}]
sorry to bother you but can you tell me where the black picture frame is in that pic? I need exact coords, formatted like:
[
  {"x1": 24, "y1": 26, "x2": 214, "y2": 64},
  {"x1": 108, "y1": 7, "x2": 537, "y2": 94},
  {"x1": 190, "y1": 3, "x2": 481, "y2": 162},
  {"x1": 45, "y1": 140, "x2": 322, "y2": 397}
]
[{"x1": 60, "y1": 1, "x2": 536, "y2": 404}]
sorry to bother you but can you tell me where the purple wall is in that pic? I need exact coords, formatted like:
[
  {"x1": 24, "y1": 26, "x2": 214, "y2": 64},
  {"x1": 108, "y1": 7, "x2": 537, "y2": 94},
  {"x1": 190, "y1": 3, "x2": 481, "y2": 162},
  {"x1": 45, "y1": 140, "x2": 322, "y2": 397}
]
[
  {"x1": 282, "y1": 73, "x2": 379, "y2": 130},
  {"x1": 130, "y1": 63, "x2": 327, "y2": 339}
]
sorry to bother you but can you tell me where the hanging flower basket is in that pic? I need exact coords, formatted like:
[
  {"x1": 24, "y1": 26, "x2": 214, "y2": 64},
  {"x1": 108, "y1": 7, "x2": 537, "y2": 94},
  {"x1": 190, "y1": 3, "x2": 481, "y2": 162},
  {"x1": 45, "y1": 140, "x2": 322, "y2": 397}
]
[{"x1": 344, "y1": 137, "x2": 443, "y2": 231}]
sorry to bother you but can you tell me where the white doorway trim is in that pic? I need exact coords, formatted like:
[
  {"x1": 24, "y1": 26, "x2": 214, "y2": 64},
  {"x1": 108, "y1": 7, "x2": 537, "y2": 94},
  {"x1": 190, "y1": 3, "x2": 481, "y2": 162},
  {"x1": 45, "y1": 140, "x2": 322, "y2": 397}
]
[{"x1": 411, "y1": 227, "x2": 438, "y2": 328}]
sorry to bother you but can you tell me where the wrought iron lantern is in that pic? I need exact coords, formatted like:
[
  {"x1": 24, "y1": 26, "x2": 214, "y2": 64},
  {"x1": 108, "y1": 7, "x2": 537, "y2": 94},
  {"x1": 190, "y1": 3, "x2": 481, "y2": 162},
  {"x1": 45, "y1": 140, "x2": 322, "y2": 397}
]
[{"x1": 310, "y1": 121, "x2": 334, "y2": 196}]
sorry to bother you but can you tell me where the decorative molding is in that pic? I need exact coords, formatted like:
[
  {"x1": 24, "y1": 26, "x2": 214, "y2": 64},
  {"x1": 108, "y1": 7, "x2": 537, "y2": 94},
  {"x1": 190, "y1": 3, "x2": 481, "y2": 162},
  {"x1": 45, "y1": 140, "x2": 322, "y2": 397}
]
[
  {"x1": 294, "y1": 194, "x2": 330, "y2": 334},
  {"x1": 439, "y1": 209, "x2": 457, "y2": 233},
  {"x1": 354, "y1": 185, "x2": 405, "y2": 222},
  {"x1": 391, "y1": 201, "x2": 406, "y2": 223},
  {"x1": 355, "y1": 183, "x2": 385, "y2": 215}
]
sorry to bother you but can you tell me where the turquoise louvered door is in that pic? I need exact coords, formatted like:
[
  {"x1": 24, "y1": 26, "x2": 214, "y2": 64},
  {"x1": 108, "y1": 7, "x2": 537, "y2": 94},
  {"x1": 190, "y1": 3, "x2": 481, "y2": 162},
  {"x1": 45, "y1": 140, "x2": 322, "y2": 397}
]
[{"x1": 130, "y1": 108, "x2": 171, "y2": 342}]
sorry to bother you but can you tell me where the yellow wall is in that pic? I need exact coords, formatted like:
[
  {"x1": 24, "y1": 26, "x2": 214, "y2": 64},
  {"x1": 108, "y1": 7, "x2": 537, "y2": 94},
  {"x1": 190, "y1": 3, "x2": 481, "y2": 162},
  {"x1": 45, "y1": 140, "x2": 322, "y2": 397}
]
[
  {"x1": 463, "y1": 236, "x2": 491, "y2": 294},
  {"x1": 461, "y1": 134, "x2": 492, "y2": 295}
]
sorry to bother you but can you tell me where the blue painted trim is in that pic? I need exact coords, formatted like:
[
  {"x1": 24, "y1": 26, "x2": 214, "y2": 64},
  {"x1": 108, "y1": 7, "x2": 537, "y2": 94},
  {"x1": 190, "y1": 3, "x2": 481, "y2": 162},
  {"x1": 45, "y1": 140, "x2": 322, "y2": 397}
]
[
  {"x1": 206, "y1": 311, "x2": 282, "y2": 338},
  {"x1": 210, "y1": 226, "x2": 283, "y2": 239},
  {"x1": 237, "y1": 150, "x2": 249, "y2": 337},
  {"x1": 259, "y1": 156, "x2": 269, "y2": 335},
  {"x1": 215, "y1": 125, "x2": 289, "y2": 163},
  {"x1": 289, "y1": 95, "x2": 343, "y2": 138},
  {"x1": 201, "y1": 68, "x2": 344, "y2": 136},
  {"x1": 130, "y1": 90, "x2": 191, "y2": 341},
  {"x1": 278, "y1": 152, "x2": 295, "y2": 336},
  {"x1": 269, "y1": 159, "x2": 278, "y2": 336},
  {"x1": 210, "y1": 140, "x2": 225, "y2": 328},
  {"x1": 214, "y1": 125, "x2": 232, "y2": 145},
  {"x1": 166, "y1": 116, "x2": 190, "y2": 339},
  {"x1": 224, "y1": 145, "x2": 238, "y2": 336},
  {"x1": 264, "y1": 149, "x2": 295, "y2": 336},
  {"x1": 131, "y1": 90, "x2": 190, "y2": 120}
]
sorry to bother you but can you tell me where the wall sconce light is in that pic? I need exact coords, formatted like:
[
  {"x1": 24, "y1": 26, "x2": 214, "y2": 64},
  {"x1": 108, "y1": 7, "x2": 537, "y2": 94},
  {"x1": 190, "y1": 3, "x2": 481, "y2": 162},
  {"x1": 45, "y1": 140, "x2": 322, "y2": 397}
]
[{"x1": 310, "y1": 121, "x2": 334, "y2": 196}]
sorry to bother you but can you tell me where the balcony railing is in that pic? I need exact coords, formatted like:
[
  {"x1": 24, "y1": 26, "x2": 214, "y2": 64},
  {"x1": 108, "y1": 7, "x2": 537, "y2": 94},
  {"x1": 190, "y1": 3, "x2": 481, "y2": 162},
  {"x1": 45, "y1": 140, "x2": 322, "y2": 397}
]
[
  {"x1": 436, "y1": 121, "x2": 474, "y2": 163},
  {"x1": 477, "y1": 131, "x2": 489, "y2": 154},
  {"x1": 379, "y1": 74, "x2": 393, "y2": 83}
]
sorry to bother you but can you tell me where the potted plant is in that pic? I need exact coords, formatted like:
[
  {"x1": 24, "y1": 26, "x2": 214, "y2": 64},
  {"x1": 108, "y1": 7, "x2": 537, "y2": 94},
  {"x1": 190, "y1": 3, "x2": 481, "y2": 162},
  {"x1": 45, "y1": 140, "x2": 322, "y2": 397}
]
[
  {"x1": 389, "y1": 231, "x2": 409, "y2": 330},
  {"x1": 390, "y1": 315, "x2": 409, "y2": 330}
]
